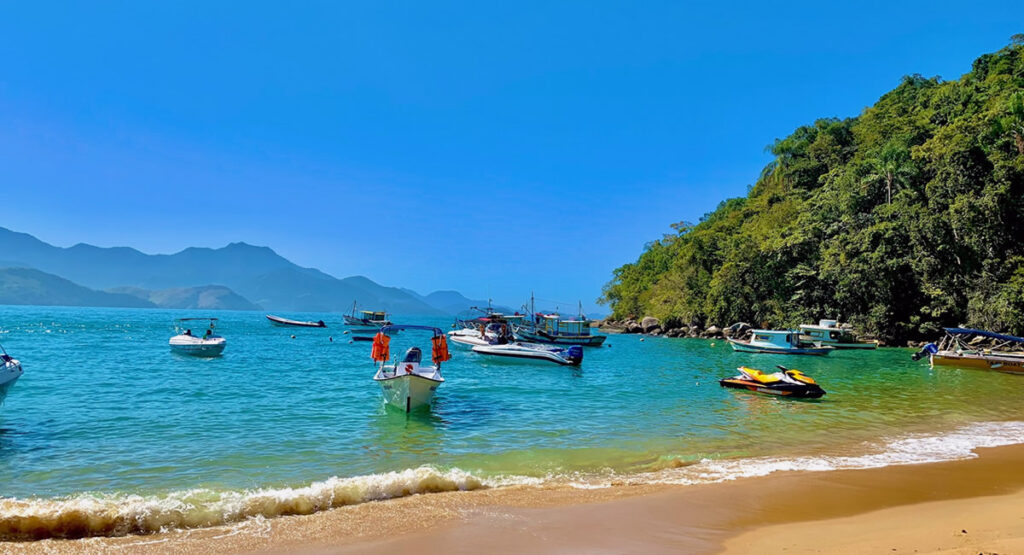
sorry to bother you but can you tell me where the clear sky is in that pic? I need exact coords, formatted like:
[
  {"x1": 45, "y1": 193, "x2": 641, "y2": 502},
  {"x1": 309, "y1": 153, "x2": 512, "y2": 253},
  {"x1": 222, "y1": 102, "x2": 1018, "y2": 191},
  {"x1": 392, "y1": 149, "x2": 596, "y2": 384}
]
[{"x1": 0, "y1": 1, "x2": 1018, "y2": 312}]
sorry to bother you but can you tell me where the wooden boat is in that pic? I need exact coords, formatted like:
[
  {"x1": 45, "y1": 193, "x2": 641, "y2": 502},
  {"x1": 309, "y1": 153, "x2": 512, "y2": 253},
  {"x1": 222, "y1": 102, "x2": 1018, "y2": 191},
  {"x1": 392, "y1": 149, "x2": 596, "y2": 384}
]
[
  {"x1": 798, "y1": 320, "x2": 877, "y2": 349},
  {"x1": 923, "y1": 328, "x2": 1024, "y2": 374},
  {"x1": 266, "y1": 314, "x2": 326, "y2": 328},
  {"x1": 371, "y1": 325, "x2": 450, "y2": 412},
  {"x1": 344, "y1": 302, "x2": 392, "y2": 328},
  {"x1": 512, "y1": 296, "x2": 606, "y2": 347},
  {"x1": 728, "y1": 330, "x2": 833, "y2": 356}
]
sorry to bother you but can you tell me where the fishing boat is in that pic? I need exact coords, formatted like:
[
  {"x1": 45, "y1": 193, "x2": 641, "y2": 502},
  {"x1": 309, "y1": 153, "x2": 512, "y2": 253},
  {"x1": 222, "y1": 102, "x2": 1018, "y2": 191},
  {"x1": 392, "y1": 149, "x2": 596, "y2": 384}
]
[
  {"x1": 344, "y1": 302, "x2": 392, "y2": 328},
  {"x1": 169, "y1": 318, "x2": 226, "y2": 357},
  {"x1": 916, "y1": 328, "x2": 1024, "y2": 374},
  {"x1": 512, "y1": 296, "x2": 607, "y2": 347},
  {"x1": 720, "y1": 366, "x2": 826, "y2": 398},
  {"x1": 472, "y1": 342, "x2": 583, "y2": 366},
  {"x1": 728, "y1": 329, "x2": 833, "y2": 356},
  {"x1": 266, "y1": 314, "x2": 327, "y2": 328},
  {"x1": 798, "y1": 319, "x2": 877, "y2": 349},
  {"x1": 0, "y1": 342, "x2": 23, "y2": 404},
  {"x1": 371, "y1": 325, "x2": 450, "y2": 412}
]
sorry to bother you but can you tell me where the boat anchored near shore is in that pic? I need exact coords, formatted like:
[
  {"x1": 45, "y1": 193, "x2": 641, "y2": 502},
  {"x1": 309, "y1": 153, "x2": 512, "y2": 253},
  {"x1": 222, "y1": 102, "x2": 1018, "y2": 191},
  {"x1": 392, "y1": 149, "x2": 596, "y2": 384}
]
[
  {"x1": 371, "y1": 325, "x2": 451, "y2": 412},
  {"x1": 728, "y1": 329, "x2": 834, "y2": 356},
  {"x1": 798, "y1": 319, "x2": 877, "y2": 349}
]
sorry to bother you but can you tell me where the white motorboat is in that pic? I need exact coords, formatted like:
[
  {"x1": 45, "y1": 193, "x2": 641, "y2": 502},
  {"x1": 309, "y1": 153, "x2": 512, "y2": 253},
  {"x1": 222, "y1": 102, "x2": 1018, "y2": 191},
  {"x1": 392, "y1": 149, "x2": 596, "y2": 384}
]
[
  {"x1": 169, "y1": 318, "x2": 226, "y2": 357},
  {"x1": 371, "y1": 325, "x2": 451, "y2": 412},
  {"x1": 472, "y1": 342, "x2": 583, "y2": 366},
  {"x1": 0, "y1": 343, "x2": 23, "y2": 404},
  {"x1": 798, "y1": 319, "x2": 877, "y2": 349},
  {"x1": 447, "y1": 322, "x2": 513, "y2": 348}
]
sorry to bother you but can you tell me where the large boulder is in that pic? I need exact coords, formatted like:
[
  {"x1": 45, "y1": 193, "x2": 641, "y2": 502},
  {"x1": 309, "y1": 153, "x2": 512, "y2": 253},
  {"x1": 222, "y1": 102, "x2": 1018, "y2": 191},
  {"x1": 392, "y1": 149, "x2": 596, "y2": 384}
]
[
  {"x1": 626, "y1": 322, "x2": 643, "y2": 334},
  {"x1": 641, "y1": 316, "x2": 661, "y2": 333}
]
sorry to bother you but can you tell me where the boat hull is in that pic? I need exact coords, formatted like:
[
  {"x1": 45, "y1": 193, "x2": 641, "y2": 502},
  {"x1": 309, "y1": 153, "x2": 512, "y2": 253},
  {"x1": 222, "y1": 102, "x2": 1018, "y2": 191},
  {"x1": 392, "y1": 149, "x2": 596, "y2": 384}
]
[
  {"x1": 471, "y1": 343, "x2": 582, "y2": 366},
  {"x1": 513, "y1": 328, "x2": 606, "y2": 347},
  {"x1": 374, "y1": 373, "x2": 442, "y2": 412},
  {"x1": 727, "y1": 339, "x2": 833, "y2": 356},
  {"x1": 931, "y1": 352, "x2": 1024, "y2": 374},
  {"x1": 266, "y1": 315, "x2": 326, "y2": 328},
  {"x1": 169, "y1": 336, "x2": 226, "y2": 357},
  {"x1": 821, "y1": 341, "x2": 878, "y2": 350},
  {"x1": 0, "y1": 360, "x2": 23, "y2": 404}
]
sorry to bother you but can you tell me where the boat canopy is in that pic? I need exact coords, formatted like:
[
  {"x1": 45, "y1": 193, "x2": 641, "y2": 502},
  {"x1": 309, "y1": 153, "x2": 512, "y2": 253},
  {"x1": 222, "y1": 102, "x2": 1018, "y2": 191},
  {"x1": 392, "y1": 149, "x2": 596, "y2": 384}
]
[
  {"x1": 374, "y1": 325, "x2": 451, "y2": 365},
  {"x1": 944, "y1": 328, "x2": 1024, "y2": 343}
]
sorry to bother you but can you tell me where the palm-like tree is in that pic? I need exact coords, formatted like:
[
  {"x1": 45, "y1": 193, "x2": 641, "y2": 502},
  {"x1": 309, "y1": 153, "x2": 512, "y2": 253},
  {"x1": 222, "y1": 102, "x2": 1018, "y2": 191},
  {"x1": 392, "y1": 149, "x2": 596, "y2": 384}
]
[{"x1": 863, "y1": 141, "x2": 914, "y2": 205}]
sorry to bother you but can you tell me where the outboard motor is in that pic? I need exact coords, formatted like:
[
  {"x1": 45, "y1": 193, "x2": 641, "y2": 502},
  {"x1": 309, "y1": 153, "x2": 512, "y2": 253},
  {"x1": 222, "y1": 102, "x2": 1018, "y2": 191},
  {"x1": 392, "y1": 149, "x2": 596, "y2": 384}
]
[
  {"x1": 565, "y1": 345, "x2": 584, "y2": 365},
  {"x1": 911, "y1": 342, "x2": 938, "y2": 361}
]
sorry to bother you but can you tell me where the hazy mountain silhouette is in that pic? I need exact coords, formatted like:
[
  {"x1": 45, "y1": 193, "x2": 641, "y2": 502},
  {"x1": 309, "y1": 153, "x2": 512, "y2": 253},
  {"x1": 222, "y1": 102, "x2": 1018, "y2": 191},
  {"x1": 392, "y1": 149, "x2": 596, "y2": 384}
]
[
  {"x1": 0, "y1": 267, "x2": 155, "y2": 308},
  {"x1": 0, "y1": 227, "x2": 481, "y2": 314}
]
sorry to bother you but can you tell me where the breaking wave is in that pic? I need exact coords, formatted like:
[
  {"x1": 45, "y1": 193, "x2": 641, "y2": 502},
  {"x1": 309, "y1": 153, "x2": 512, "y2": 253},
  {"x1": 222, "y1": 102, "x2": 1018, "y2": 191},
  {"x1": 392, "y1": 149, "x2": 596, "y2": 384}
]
[
  {"x1": 4, "y1": 421, "x2": 1024, "y2": 540},
  {"x1": 0, "y1": 466, "x2": 497, "y2": 540}
]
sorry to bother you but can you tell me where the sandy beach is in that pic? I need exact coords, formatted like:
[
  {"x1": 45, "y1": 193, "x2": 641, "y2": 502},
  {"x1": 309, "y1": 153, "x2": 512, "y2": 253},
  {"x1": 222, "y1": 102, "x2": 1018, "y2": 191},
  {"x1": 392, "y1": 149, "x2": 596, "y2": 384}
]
[{"x1": 5, "y1": 443, "x2": 1024, "y2": 554}]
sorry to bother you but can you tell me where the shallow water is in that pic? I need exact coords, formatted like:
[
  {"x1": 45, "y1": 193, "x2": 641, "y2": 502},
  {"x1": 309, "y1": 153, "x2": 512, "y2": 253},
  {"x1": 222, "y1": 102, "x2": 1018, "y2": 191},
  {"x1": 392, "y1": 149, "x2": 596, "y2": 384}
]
[{"x1": 1, "y1": 306, "x2": 1023, "y2": 537}]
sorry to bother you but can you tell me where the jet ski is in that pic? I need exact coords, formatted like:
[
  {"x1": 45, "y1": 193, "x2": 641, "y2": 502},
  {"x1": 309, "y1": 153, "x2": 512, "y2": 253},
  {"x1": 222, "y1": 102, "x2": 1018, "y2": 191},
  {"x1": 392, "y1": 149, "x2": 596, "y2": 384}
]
[{"x1": 719, "y1": 365, "x2": 825, "y2": 398}]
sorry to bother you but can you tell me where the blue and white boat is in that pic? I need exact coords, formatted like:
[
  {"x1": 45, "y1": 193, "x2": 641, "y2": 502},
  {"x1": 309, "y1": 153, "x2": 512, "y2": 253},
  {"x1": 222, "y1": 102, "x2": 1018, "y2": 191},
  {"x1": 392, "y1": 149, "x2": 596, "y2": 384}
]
[
  {"x1": 728, "y1": 329, "x2": 834, "y2": 356},
  {"x1": 0, "y1": 342, "x2": 23, "y2": 404},
  {"x1": 512, "y1": 297, "x2": 607, "y2": 347}
]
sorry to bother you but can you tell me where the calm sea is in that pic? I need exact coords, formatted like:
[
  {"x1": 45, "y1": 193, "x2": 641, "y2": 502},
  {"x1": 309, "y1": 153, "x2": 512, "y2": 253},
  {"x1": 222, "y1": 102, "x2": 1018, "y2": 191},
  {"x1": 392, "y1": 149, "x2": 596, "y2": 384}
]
[{"x1": 1, "y1": 305, "x2": 1023, "y2": 538}]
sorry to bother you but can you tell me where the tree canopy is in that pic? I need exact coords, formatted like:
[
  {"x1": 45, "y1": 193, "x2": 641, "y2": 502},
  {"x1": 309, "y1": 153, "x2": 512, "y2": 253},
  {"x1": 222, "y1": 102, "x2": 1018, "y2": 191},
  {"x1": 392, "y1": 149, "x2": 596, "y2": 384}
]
[{"x1": 601, "y1": 40, "x2": 1024, "y2": 342}]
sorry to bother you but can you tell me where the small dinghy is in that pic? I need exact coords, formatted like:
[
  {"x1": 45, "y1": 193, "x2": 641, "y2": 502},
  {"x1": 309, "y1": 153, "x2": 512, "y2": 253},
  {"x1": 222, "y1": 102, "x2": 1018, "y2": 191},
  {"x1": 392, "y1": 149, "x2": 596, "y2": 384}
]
[
  {"x1": 266, "y1": 314, "x2": 327, "y2": 328},
  {"x1": 719, "y1": 366, "x2": 825, "y2": 398},
  {"x1": 169, "y1": 318, "x2": 226, "y2": 357},
  {"x1": 371, "y1": 325, "x2": 451, "y2": 412},
  {"x1": 0, "y1": 342, "x2": 23, "y2": 404},
  {"x1": 472, "y1": 342, "x2": 583, "y2": 366}
]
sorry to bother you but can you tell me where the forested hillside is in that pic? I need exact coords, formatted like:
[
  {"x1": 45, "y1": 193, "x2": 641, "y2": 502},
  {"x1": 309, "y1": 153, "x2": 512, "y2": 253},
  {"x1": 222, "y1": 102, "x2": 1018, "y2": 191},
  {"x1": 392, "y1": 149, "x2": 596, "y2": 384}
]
[{"x1": 601, "y1": 38, "x2": 1024, "y2": 342}]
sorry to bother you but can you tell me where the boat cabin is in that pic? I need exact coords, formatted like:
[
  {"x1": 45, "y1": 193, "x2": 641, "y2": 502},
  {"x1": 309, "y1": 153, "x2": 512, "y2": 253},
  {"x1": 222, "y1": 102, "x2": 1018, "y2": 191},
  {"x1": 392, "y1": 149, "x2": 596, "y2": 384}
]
[
  {"x1": 361, "y1": 311, "x2": 388, "y2": 323},
  {"x1": 748, "y1": 329, "x2": 814, "y2": 349},
  {"x1": 798, "y1": 320, "x2": 859, "y2": 344},
  {"x1": 533, "y1": 313, "x2": 593, "y2": 338}
]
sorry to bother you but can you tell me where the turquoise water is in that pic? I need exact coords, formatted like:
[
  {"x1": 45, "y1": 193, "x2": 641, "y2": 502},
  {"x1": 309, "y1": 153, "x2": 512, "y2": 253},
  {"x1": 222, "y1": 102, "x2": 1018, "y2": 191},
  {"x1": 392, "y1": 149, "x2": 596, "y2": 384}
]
[{"x1": 3, "y1": 305, "x2": 1024, "y2": 538}]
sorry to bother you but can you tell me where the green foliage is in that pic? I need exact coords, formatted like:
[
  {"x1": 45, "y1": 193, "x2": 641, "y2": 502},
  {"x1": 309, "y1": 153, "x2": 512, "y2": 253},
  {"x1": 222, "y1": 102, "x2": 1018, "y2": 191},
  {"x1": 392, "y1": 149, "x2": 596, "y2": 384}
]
[{"x1": 601, "y1": 41, "x2": 1024, "y2": 341}]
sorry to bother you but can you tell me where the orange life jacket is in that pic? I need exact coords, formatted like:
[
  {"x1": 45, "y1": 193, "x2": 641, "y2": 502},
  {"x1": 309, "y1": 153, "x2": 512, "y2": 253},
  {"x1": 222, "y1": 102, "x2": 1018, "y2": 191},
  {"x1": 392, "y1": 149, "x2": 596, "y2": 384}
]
[
  {"x1": 431, "y1": 335, "x2": 452, "y2": 364},
  {"x1": 371, "y1": 332, "x2": 390, "y2": 362}
]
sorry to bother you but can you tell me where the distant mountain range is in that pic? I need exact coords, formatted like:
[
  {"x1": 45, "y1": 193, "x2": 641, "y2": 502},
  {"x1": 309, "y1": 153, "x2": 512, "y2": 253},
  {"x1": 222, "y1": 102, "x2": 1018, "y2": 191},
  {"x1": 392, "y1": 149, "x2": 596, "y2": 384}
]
[{"x1": 0, "y1": 227, "x2": 500, "y2": 314}]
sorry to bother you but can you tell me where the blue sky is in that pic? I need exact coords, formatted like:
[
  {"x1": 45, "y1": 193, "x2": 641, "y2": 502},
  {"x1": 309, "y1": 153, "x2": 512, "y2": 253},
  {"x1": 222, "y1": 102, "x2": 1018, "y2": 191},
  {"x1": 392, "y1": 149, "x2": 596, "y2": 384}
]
[{"x1": 0, "y1": 2, "x2": 1018, "y2": 312}]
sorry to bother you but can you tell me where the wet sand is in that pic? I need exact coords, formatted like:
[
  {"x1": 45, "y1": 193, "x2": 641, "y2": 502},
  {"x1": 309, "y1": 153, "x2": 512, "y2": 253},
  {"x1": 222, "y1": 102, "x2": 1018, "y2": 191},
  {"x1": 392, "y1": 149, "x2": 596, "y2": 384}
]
[{"x1": 8, "y1": 444, "x2": 1024, "y2": 554}]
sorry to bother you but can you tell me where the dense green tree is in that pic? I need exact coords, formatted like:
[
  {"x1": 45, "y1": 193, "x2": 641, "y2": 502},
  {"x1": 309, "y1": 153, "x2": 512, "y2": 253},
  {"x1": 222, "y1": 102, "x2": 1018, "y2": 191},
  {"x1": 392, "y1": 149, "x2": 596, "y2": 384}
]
[{"x1": 601, "y1": 40, "x2": 1024, "y2": 343}]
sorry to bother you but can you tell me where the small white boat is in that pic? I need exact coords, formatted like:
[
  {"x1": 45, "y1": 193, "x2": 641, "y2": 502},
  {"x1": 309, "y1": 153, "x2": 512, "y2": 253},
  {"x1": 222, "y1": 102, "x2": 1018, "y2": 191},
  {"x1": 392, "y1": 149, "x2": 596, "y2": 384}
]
[
  {"x1": 266, "y1": 314, "x2": 326, "y2": 328},
  {"x1": 169, "y1": 318, "x2": 226, "y2": 357},
  {"x1": 798, "y1": 319, "x2": 877, "y2": 349},
  {"x1": 344, "y1": 302, "x2": 392, "y2": 329},
  {"x1": 0, "y1": 343, "x2": 23, "y2": 404},
  {"x1": 728, "y1": 329, "x2": 833, "y2": 356},
  {"x1": 447, "y1": 322, "x2": 513, "y2": 348},
  {"x1": 371, "y1": 325, "x2": 450, "y2": 412},
  {"x1": 472, "y1": 342, "x2": 583, "y2": 366}
]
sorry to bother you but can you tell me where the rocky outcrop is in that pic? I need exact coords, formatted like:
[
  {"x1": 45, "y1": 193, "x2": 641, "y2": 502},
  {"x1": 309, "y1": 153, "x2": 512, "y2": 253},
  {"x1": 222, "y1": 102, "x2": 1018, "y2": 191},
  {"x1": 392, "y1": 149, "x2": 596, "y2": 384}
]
[{"x1": 640, "y1": 316, "x2": 660, "y2": 333}]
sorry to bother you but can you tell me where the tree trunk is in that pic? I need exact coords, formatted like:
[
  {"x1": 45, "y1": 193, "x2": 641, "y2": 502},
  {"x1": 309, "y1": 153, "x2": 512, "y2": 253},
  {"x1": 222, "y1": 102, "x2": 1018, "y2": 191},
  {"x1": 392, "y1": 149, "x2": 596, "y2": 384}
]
[
  {"x1": 886, "y1": 173, "x2": 893, "y2": 205},
  {"x1": 1014, "y1": 131, "x2": 1024, "y2": 155}
]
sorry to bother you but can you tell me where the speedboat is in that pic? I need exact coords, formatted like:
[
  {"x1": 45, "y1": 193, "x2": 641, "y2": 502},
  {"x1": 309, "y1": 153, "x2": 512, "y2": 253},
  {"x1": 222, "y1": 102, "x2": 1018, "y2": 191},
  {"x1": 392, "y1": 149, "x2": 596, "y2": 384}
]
[
  {"x1": 728, "y1": 329, "x2": 833, "y2": 356},
  {"x1": 448, "y1": 322, "x2": 513, "y2": 348},
  {"x1": 169, "y1": 318, "x2": 226, "y2": 357},
  {"x1": 720, "y1": 366, "x2": 826, "y2": 398},
  {"x1": 798, "y1": 319, "x2": 877, "y2": 349},
  {"x1": 371, "y1": 325, "x2": 450, "y2": 412},
  {"x1": 266, "y1": 314, "x2": 326, "y2": 328},
  {"x1": 472, "y1": 342, "x2": 583, "y2": 366},
  {"x1": 0, "y1": 343, "x2": 23, "y2": 404}
]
